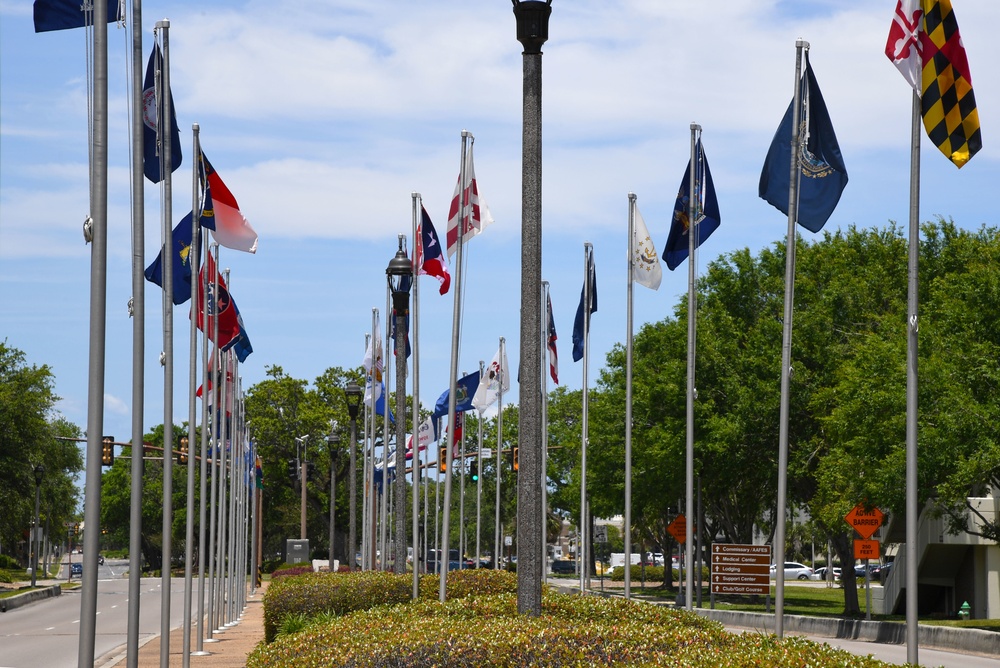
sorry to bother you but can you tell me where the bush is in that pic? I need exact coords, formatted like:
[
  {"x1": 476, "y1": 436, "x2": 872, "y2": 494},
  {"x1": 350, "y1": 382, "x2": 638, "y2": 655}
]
[
  {"x1": 610, "y1": 565, "x2": 667, "y2": 581},
  {"x1": 249, "y1": 590, "x2": 896, "y2": 668},
  {"x1": 271, "y1": 564, "x2": 314, "y2": 579},
  {"x1": 0, "y1": 554, "x2": 20, "y2": 570}
]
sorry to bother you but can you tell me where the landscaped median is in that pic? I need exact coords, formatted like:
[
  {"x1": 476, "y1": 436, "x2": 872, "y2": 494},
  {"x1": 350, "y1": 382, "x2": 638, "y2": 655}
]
[{"x1": 249, "y1": 570, "x2": 903, "y2": 667}]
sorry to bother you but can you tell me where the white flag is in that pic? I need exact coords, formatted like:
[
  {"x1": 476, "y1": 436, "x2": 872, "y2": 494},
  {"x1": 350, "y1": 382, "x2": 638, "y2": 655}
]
[
  {"x1": 632, "y1": 205, "x2": 662, "y2": 290},
  {"x1": 472, "y1": 344, "x2": 510, "y2": 411},
  {"x1": 362, "y1": 313, "x2": 383, "y2": 404},
  {"x1": 445, "y1": 143, "x2": 493, "y2": 258}
]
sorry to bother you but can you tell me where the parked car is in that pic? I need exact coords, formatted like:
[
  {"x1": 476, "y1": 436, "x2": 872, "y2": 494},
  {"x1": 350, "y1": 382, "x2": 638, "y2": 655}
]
[
  {"x1": 550, "y1": 559, "x2": 575, "y2": 575},
  {"x1": 812, "y1": 566, "x2": 841, "y2": 581},
  {"x1": 770, "y1": 561, "x2": 814, "y2": 580},
  {"x1": 871, "y1": 562, "x2": 893, "y2": 582}
]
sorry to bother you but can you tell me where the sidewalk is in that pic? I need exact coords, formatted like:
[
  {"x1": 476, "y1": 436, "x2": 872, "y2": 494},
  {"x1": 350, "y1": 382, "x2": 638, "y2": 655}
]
[{"x1": 99, "y1": 582, "x2": 268, "y2": 668}]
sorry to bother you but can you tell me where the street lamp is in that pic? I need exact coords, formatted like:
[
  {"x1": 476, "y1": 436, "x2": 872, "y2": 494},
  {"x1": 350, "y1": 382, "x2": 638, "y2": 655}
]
[
  {"x1": 327, "y1": 430, "x2": 341, "y2": 568},
  {"x1": 31, "y1": 464, "x2": 44, "y2": 587},
  {"x1": 386, "y1": 234, "x2": 412, "y2": 576},
  {"x1": 295, "y1": 435, "x2": 309, "y2": 540},
  {"x1": 345, "y1": 381, "x2": 362, "y2": 570}
]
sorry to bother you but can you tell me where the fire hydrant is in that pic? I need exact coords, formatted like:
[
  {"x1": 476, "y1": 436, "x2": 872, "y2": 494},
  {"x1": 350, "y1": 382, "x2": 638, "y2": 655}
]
[{"x1": 958, "y1": 601, "x2": 971, "y2": 620}]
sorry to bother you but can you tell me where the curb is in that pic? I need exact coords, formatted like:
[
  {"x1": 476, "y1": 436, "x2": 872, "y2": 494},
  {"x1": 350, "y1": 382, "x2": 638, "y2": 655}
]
[{"x1": 0, "y1": 584, "x2": 62, "y2": 612}]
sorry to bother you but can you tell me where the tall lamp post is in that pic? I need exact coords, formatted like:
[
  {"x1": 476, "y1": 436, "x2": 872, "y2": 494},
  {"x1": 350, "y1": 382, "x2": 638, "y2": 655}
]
[
  {"x1": 513, "y1": 0, "x2": 551, "y2": 616},
  {"x1": 386, "y1": 235, "x2": 412, "y2": 576},
  {"x1": 327, "y1": 430, "x2": 341, "y2": 568},
  {"x1": 31, "y1": 465, "x2": 45, "y2": 587},
  {"x1": 296, "y1": 435, "x2": 309, "y2": 540},
  {"x1": 345, "y1": 381, "x2": 362, "y2": 570}
]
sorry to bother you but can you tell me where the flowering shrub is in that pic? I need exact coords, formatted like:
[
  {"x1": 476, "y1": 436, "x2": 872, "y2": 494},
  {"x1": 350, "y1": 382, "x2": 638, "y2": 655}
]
[
  {"x1": 249, "y1": 590, "x2": 896, "y2": 667},
  {"x1": 271, "y1": 564, "x2": 315, "y2": 579}
]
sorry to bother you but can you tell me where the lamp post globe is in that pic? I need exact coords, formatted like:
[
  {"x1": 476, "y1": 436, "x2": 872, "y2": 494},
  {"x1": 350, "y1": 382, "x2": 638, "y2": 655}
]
[{"x1": 386, "y1": 235, "x2": 412, "y2": 575}]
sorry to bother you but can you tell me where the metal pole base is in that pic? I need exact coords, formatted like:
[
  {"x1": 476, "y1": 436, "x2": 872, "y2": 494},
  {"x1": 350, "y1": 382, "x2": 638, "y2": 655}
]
[{"x1": 190, "y1": 651, "x2": 213, "y2": 656}]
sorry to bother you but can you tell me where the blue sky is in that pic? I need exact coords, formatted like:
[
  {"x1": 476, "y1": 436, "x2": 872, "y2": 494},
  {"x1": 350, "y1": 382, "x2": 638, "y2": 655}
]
[{"x1": 1, "y1": 0, "x2": 998, "y2": 458}]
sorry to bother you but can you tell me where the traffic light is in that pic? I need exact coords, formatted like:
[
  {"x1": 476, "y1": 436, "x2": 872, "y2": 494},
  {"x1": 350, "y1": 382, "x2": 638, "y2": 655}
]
[
  {"x1": 307, "y1": 461, "x2": 316, "y2": 480},
  {"x1": 287, "y1": 459, "x2": 298, "y2": 480},
  {"x1": 101, "y1": 436, "x2": 115, "y2": 467},
  {"x1": 439, "y1": 447, "x2": 447, "y2": 473},
  {"x1": 513, "y1": 447, "x2": 519, "y2": 472},
  {"x1": 178, "y1": 436, "x2": 189, "y2": 465},
  {"x1": 470, "y1": 461, "x2": 479, "y2": 483}
]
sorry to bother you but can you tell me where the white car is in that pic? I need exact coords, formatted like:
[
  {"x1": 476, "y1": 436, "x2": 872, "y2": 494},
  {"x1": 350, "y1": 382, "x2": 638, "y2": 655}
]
[{"x1": 770, "y1": 561, "x2": 814, "y2": 580}]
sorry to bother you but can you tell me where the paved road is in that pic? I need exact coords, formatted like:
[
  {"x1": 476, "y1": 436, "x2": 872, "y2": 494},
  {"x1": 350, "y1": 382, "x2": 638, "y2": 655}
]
[{"x1": 0, "y1": 575, "x2": 186, "y2": 668}]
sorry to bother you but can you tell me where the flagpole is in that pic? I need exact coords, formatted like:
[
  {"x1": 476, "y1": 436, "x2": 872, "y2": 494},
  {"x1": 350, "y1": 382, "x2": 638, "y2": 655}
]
[
  {"x1": 441, "y1": 130, "x2": 471, "y2": 601},
  {"x1": 205, "y1": 245, "x2": 221, "y2": 641},
  {"x1": 182, "y1": 123, "x2": 202, "y2": 668},
  {"x1": 382, "y1": 287, "x2": 391, "y2": 569},
  {"x1": 476, "y1": 360, "x2": 485, "y2": 569},
  {"x1": 684, "y1": 124, "x2": 700, "y2": 610},
  {"x1": 411, "y1": 194, "x2": 422, "y2": 592},
  {"x1": 625, "y1": 195, "x2": 635, "y2": 599},
  {"x1": 78, "y1": 0, "x2": 109, "y2": 662},
  {"x1": 494, "y1": 338, "x2": 505, "y2": 570},
  {"x1": 775, "y1": 39, "x2": 808, "y2": 639},
  {"x1": 905, "y1": 87, "x2": 921, "y2": 667},
  {"x1": 580, "y1": 242, "x2": 592, "y2": 593},
  {"x1": 126, "y1": 0, "x2": 146, "y2": 664},
  {"x1": 195, "y1": 235, "x2": 211, "y2": 655},
  {"x1": 156, "y1": 21, "x2": 176, "y2": 664},
  {"x1": 541, "y1": 282, "x2": 550, "y2": 578}
]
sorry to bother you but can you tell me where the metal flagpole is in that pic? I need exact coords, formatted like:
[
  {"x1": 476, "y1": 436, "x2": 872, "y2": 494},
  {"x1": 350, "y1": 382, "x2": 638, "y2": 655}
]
[
  {"x1": 214, "y1": 347, "x2": 230, "y2": 633},
  {"x1": 126, "y1": 0, "x2": 146, "y2": 664},
  {"x1": 440, "y1": 131, "x2": 471, "y2": 601},
  {"x1": 182, "y1": 124, "x2": 202, "y2": 668},
  {"x1": 78, "y1": 0, "x2": 109, "y2": 660},
  {"x1": 434, "y1": 418, "x2": 441, "y2": 573},
  {"x1": 368, "y1": 313, "x2": 378, "y2": 569},
  {"x1": 541, "y1": 282, "x2": 550, "y2": 577},
  {"x1": 625, "y1": 195, "x2": 635, "y2": 600},
  {"x1": 411, "y1": 194, "x2": 422, "y2": 590},
  {"x1": 904, "y1": 85, "x2": 922, "y2": 667},
  {"x1": 579, "y1": 243, "x2": 592, "y2": 593},
  {"x1": 685, "y1": 124, "x2": 700, "y2": 610},
  {"x1": 195, "y1": 232, "x2": 211, "y2": 655},
  {"x1": 205, "y1": 245, "x2": 221, "y2": 643},
  {"x1": 459, "y1": 404, "x2": 466, "y2": 565},
  {"x1": 774, "y1": 39, "x2": 808, "y2": 639},
  {"x1": 494, "y1": 338, "x2": 505, "y2": 569},
  {"x1": 157, "y1": 22, "x2": 176, "y2": 666},
  {"x1": 476, "y1": 360, "x2": 484, "y2": 569},
  {"x1": 381, "y1": 289, "x2": 391, "y2": 569}
]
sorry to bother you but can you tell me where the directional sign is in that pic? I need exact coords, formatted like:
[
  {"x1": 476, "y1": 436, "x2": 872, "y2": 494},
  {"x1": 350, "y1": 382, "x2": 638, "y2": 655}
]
[
  {"x1": 711, "y1": 572, "x2": 770, "y2": 586},
  {"x1": 711, "y1": 543, "x2": 772, "y2": 597},
  {"x1": 712, "y1": 583, "x2": 770, "y2": 595},
  {"x1": 844, "y1": 504, "x2": 884, "y2": 539},
  {"x1": 854, "y1": 539, "x2": 880, "y2": 561},
  {"x1": 667, "y1": 514, "x2": 687, "y2": 544}
]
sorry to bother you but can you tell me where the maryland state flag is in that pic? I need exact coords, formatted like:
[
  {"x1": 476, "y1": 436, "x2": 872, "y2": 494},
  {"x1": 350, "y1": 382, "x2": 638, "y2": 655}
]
[{"x1": 886, "y1": 0, "x2": 981, "y2": 167}]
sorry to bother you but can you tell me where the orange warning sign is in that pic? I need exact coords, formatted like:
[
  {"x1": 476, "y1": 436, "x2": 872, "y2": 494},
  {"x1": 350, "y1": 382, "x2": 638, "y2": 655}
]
[
  {"x1": 854, "y1": 539, "x2": 880, "y2": 561},
  {"x1": 844, "y1": 504, "x2": 884, "y2": 540},
  {"x1": 667, "y1": 514, "x2": 686, "y2": 544}
]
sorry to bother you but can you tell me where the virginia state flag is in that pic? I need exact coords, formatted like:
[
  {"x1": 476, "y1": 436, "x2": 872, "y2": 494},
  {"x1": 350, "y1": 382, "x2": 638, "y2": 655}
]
[
  {"x1": 664, "y1": 140, "x2": 721, "y2": 271},
  {"x1": 144, "y1": 210, "x2": 196, "y2": 304},
  {"x1": 759, "y1": 53, "x2": 848, "y2": 233},
  {"x1": 142, "y1": 44, "x2": 182, "y2": 184},
  {"x1": 33, "y1": 0, "x2": 121, "y2": 32}
]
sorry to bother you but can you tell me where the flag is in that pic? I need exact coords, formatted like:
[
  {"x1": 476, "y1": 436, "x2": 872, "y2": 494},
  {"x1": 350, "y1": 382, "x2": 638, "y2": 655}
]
[
  {"x1": 405, "y1": 420, "x2": 432, "y2": 460},
  {"x1": 572, "y1": 248, "x2": 597, "y2": 363},
  {"x1": 255, "y1": 455, "x2": 264, "y2": 490},
  {"x1": 631, "y1": 205, "x2": 662, "y2": 289},
  {"x1": 362, "y1": 315, "x2": 383, "y2": 404},
  {"x1": 885, "y1": 0, "x2": 981, "y2": 167},
  {"x1": 371, "y1": 382, "x2": 394, "y2": 422},
  {"x1": 223, "y1": 304, "x2": 254, "y2": 363},
  {"x1": 546, "y1": 291, "x2": 559, "y2": 384},
  {"x1": 664, "y1": 140, "x2": 722, "y2": 271},
  {"x1": 144, "y1": 210, "x2": 195, "y2": 304},
  {"x1": 142, "y1": 44, "x2": 182, "y2": 184},
  {"x1": 201, "y1": 154, "x2": 258, "y2": 253},
  {"x1": 473, "y1": 345, "x2": 510, "y2": 411},
  {"x1": 759, "y1": 54, "x2": 848, "y2": 233},
  {"x1": 415, "y1": 207, "x2": 451, "y2": 295},
  {"x1": 33, "y1": 0, "x2": 121, "y2": 32},
  {"x1": 432, "y1": 371, "x2": 481, "y2": 421},
  {"x1": 195, "y1": 253, "x2": 241, "y2": 348},
  {"x1": 445, "y1": 143, "x2": 494, "y2": 258}
]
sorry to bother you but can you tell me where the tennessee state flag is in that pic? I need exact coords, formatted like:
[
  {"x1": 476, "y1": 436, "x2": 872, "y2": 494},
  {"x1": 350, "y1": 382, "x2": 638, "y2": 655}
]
[{"x1": 195, "y1": 253, "x2": 241, "y2": 348}]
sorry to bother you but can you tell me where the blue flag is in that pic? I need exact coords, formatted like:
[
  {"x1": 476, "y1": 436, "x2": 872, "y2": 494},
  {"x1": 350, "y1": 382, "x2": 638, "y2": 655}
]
[
  {"x1": 572, "y1": 248, "x2": 597, "y2": 363},
  {"x1": 759, "y1": 54, "x2": 848, "y2": 233},
  {"x1": 432, "y1": 371, "x2": 481, "y2": 421},
  {"x1": 664, "y1": 139, "x2": 721, "y2": 271},
  {"x1": 370, "y1": 382, "x2": 394, "y2": 423},
  {"x1": 144, "y1": 211, "x2": 195, "y2": 304},
  {"x1": 142, "y1": 44, "x2": 183, "y2": 184},
  {"x1": 33, "y1": 0, "x2": 120, "y2": 33},
  {"x1": 223, "y1": 304, "x2": 254, "y2": 363}
]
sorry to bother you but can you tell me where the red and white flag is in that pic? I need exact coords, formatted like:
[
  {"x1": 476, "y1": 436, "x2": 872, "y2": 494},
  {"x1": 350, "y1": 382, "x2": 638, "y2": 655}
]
[
  {"x1": 885, "y1": 0, "x2": 922, "y2": 92},
  {"x1": 546, "y1": 291, "x2": 559, "y2": 385},
  {"x1": 202, "y1": 154, "x2": 258, "y2": 254},
  {"x1": 445, "y1": 143, "x2": 493, "y2": 258}
]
